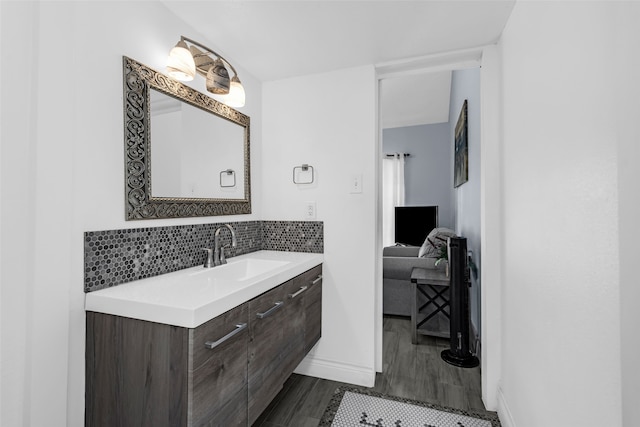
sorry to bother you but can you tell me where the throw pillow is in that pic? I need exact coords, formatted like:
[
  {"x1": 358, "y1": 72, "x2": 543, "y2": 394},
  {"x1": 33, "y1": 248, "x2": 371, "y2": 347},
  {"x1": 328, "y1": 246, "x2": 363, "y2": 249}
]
[{"x1": 418, "y1": 227, "x2": 457, "y2": 258}]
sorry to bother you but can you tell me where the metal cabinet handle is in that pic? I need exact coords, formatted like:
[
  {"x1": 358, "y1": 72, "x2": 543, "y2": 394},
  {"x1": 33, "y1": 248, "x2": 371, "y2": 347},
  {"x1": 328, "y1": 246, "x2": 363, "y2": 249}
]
[
  {"x1": 256, "y1": 301, "x2": 284, "y2": 319},
  {"x1": 311, "y1": 275, "x2": 323, "y2": 285},
  {"x1": 289, "y1": 286, "x2": 308, "y2": 299},
  {"x1": 204, "y1": 323, "x2": 247, "y2": 350}
]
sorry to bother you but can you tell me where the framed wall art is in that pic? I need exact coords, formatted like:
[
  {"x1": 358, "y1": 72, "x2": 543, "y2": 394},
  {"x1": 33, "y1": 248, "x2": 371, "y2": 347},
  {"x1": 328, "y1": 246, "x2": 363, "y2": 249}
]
[{"x1": 454, "y1": 100, "x2": 468, "y2": 188}]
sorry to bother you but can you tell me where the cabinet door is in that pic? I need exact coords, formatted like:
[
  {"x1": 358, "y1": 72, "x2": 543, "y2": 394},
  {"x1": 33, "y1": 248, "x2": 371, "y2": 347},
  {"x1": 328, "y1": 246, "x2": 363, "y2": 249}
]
[
  {"x1": 304, "y1": 265, "x2": 323, "y2": 353},
  {"x1": 280, "y1": 273, "x2": 307, "y2": 378},
  {"x1": 281, "y1": 265, "x2": 323, "y2": 376},
  {"x1": 189, "y1": 303, "x2": 249, "y2": 426},
  {"x1": 85, "y1": 312, "x2": 189, "y2": 427},
  {"x1": 247, "y1": 284, "x2": 287, "y2": 425}
]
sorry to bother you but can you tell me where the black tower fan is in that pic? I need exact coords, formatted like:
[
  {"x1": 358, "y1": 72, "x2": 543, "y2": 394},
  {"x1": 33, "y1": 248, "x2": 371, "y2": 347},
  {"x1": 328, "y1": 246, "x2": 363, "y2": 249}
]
[{"x1": 441, "y1": 236, "x2": 479, "y2": 368}]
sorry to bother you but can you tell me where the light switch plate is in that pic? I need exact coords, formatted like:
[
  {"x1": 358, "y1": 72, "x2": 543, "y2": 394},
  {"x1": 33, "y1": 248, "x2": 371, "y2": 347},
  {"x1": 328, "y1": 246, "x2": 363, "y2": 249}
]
[{"x1": 350, "y1": 174, "x2": 363, "y2": 193}]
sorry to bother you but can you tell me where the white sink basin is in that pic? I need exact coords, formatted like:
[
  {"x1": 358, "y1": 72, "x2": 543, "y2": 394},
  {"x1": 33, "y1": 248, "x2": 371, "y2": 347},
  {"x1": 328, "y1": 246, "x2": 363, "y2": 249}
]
[
  {"x1": 85, "y1": 250, "x2": 323, "y2": 328},
  {"x1": 189, "y1": 258, "x2": 290, "y2": 281}
]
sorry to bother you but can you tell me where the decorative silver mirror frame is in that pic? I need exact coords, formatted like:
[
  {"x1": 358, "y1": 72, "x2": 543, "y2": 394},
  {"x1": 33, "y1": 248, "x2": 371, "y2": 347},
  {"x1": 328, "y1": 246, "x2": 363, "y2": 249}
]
[{"x1": 123, "y1": 56, "x2": 251, "y2": 220}]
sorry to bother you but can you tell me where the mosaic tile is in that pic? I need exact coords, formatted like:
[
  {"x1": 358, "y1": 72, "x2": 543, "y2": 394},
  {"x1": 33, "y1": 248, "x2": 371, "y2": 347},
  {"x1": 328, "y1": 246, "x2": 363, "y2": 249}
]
[
  {"x1": 84, "y1": 220, "x2": 322, "y2": 292},
  {"x1": 319, "y1": 387, "x2": 500, "y2": 427},
  {"x1": 333, "y1": 392, "x2": 491, "y2": 427},
  {"x1": 262, "y1": 221, "x2": 324, "y2": 253}
]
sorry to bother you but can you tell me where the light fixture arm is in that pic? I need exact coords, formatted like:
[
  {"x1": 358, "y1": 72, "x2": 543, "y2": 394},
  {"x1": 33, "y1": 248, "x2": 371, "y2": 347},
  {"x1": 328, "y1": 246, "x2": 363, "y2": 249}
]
[{"x1": 180, "y1": 36, "x2": 240, "y2": 78}]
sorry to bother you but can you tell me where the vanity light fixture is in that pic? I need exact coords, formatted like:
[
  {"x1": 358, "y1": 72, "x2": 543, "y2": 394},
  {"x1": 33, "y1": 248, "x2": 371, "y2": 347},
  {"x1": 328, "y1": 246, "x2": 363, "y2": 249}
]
[{"x1": 167, "y1": 36, "x2": 246, "y2": 108}]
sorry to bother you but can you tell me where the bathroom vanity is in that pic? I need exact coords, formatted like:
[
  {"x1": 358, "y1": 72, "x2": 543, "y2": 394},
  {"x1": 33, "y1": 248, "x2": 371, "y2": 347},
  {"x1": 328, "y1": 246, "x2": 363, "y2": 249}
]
[{"x1": 85, "y1": 251, "x2": 323, "y2": 426}]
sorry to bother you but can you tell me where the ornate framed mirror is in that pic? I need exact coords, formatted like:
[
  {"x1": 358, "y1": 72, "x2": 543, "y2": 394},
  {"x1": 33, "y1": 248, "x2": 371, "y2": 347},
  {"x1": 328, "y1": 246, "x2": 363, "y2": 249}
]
[{"x1": 123, "y1": 56, "x2": 251, "y2": 220}]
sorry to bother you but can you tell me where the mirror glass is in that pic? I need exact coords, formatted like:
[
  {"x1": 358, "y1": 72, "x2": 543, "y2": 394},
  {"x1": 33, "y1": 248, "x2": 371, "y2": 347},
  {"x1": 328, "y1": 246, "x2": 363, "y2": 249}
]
[
  {"x1": 123, "y1": 56, "x2": 251, "y2": 220},
  {"x1": 149, "y1": 89, "x2": 245, "y2": 199}
]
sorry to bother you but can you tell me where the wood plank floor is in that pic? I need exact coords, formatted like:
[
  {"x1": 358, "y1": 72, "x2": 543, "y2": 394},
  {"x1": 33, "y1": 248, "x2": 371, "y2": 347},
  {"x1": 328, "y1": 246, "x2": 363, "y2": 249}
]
[{"x1": 252, "y1": 315, "x2": 491, "y2": 426}]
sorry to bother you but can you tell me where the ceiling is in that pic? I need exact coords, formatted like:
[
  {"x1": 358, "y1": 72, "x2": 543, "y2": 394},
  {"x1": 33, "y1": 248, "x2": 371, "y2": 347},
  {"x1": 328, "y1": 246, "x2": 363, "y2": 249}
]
[
  {"x1": 380, "y1": 71, "x2": 452, "y2": 128},
  {"x1": 162, "y1": 1, "x2": 514, "y2": 126}
]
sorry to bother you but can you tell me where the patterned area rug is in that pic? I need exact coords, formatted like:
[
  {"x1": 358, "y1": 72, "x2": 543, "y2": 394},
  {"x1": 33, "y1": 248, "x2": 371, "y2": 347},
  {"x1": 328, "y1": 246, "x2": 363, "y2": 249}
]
[{"x1": 319, "y1": 386, "x2": 501, "y2": 427}]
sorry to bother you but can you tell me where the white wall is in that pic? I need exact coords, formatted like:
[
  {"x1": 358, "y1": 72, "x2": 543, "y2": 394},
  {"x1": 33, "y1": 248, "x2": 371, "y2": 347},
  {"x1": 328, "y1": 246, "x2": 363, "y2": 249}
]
[
  {"x1": 478, "y1": 44, "x2": 503, "y2": 412},
  {"x1": 2, "y1": 4, "x2": 75, "y2": 425},
  {"x1": 382, "y1": 123, "x2": 454, "y2": 228},
  {"x1": 449, "y1": 68, "x2": 482, "y2": 338},
  {"x1": 497, "y1": 2, "x2": 625, "y2": 425},
  {"x1": 262, "y1": 66, "x2": 378, "y2": 385},
  {"x1": 613, "y1": 3, "x2": 640, "y2": 425},
  {"x1": 1, "y1": 2, "x2": 263, "y2": 426}
]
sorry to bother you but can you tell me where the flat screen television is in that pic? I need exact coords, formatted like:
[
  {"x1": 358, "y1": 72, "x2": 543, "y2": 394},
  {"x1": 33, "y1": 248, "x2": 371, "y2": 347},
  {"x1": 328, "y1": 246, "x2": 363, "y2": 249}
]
[{"x1": 394, "y1": 206, "x2": 438, "y2": 246}]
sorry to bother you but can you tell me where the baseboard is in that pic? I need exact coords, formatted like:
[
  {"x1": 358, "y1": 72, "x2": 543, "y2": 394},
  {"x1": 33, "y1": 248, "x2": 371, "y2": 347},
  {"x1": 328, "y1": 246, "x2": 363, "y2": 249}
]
[
  {"x1": 294, "y1": 354, "x2": 377, "y2": 387},
  {"x1": 496, "y1": 386, "x2": 516, "y2": 427}
]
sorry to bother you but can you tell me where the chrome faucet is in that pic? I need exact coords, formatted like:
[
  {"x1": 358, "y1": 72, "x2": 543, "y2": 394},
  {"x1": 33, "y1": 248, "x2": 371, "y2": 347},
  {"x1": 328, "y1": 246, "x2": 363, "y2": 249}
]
[{"x1": 213, "y1": 224, "x2": 237, "y2": 266}]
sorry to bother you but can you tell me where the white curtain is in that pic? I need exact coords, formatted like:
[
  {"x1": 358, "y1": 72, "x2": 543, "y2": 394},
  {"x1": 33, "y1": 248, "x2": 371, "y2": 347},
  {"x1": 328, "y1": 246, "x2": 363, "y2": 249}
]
[{"x1": 382, "y1": 153, "x2": 406, "y2": 246}]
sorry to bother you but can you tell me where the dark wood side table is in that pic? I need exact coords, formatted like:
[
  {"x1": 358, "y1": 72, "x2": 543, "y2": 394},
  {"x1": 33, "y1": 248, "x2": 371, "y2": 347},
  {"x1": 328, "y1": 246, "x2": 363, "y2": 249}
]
[{"x1": 410, "y1": 267, "x2": 450, "y2": 344}]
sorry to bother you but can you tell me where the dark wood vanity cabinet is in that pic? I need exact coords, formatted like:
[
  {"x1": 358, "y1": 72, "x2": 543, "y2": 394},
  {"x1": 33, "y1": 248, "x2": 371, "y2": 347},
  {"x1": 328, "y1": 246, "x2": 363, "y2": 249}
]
[{"x1": 85, "y1": 264, "x2": 322, "y2": 427}]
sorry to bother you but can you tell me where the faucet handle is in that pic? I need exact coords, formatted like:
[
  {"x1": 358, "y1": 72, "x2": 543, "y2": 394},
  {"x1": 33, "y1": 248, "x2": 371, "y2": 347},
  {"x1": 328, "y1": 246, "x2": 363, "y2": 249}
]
[
  {"x1": 201, "y1": 248, "x2": 214, "y2": 268},
  {"x1": 219, "y1": 246, "x2": 227, "y2": 265}
]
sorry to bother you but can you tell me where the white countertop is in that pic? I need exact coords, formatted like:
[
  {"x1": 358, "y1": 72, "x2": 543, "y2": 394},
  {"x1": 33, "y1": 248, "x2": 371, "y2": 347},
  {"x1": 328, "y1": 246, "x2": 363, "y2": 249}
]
[{"x1": 85, "y1": 250, "x2": 324, "y2": 328}]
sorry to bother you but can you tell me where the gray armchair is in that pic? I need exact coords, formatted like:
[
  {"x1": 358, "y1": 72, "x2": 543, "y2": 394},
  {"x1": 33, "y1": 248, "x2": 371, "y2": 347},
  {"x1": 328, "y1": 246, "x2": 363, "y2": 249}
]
[{"x1": 382, "y1": 245, "x2": 438, "y2": 317}]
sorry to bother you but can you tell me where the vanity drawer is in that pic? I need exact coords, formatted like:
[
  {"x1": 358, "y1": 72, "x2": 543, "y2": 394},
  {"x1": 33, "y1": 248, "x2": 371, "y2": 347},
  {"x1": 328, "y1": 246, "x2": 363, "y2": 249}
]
[
  {"x1": 280, "y1": 274, "x2": 307, "y2": 378},
  {"x1": 189, "y1": 303, "x2": 249, "y2": 426},
  {"x1": 191, "y1": 302, "x2": 248, "y2": 369},
  {"x1": 281, "y1": 265, "x2": 322, "y2": 375},
  {"x1": 247, "y1": 283, "x2": 288, "y2": 425},
  {"x1": 304, "y1": 265, "x2": 323, "y2": 353}
]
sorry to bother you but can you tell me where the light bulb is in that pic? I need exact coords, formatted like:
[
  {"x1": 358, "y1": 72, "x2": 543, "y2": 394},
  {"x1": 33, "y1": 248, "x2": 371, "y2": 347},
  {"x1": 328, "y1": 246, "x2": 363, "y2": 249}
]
[
  {"x1": 224, "y1": 76, "x2": 245, "y2": 108},
  {"x1": 166, "y1": 40, "x2": 195, "y2": 81}
]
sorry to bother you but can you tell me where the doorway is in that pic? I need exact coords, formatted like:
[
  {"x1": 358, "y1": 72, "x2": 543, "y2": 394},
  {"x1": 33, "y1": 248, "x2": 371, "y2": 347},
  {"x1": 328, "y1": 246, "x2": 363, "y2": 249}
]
[{"x1": 374, "y1": 46, "x2": 503, "y2": 411}]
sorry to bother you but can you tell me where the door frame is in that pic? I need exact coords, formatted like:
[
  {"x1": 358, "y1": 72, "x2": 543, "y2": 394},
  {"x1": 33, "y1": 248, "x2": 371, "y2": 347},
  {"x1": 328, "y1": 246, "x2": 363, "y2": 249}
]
[{"x1": 373, "y1": 45, "x2": 503, "y2": 410}]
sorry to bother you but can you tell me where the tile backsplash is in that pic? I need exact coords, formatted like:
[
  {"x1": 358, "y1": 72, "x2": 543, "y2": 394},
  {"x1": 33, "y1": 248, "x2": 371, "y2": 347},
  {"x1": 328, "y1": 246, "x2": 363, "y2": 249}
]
[
  {"x1": 84, "y1": 220, "x2": 323, "y2": 293},
  {"x1": 262, "y1": 221, "x2": 324, "y2": 252}
]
